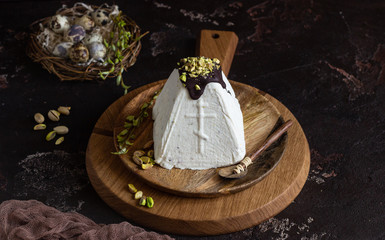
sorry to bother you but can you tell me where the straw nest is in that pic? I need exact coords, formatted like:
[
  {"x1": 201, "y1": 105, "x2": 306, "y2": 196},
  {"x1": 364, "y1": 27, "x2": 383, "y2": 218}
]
[{"x1": 27, "y1": 3, "x2": 146, "y2": 82}]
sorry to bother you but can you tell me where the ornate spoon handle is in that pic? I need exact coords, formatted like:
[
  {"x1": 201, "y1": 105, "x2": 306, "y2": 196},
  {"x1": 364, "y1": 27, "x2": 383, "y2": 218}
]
[{"x1": 233, "y1": 120, "x2": 293, "y2": 174}]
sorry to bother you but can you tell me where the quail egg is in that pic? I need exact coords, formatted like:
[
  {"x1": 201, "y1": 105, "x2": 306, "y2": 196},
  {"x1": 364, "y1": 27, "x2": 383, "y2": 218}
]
[
  {"x1": 91, "y1": 9, "x2": 111, "y2": 26},
  {"x1": 74, "y1": 15, "x2": 95, "y2": 31},
  {"x1": 88, "y1": 42, "x2": 107, "y2": 60},
  {"x1": 66, "y1": 25, "x2": 86, "y2": 43},
  {"x1": 50, "y1": 15, "x2": 70, "y2": 34},
  {"x1": 52, "y1": 42, "x2": 73, "y2": 58},
  {"x1": 69, "y1": 43, "x2": 89, "y2": 63},
  {"x1": 83, "y1": 33, "x2": 103, "y2": 45}
]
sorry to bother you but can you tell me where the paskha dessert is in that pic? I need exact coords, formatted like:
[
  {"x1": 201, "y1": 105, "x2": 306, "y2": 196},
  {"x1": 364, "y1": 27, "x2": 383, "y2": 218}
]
[{"x1": 152, "y1": 57, "x2": 245, "y2": 170}]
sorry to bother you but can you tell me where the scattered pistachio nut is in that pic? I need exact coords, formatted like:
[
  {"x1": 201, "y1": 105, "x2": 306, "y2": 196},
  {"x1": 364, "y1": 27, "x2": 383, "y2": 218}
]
[
  {"x1": 55, "y1": 136, "x2": 64, "y2": 145},
  {"x1": 132, "y1": 155, "x2": 143, "y2": 166},
  {"x1": 48, "y1": 110, "x2": 60, "y2": 122},
  {"x1": 139, "y1": 196, "x2": 146, "y2": 206},
  {"x1": 140, "y1": 156, "x2": 151, "y2": 164},
  {"x1": 141, "y1": 163, "x2": 153, "y2": 170},
  {"x1": 128, "y1": 184, "x2": 137, "y2": 194},
  {"x1": 34, "y1": 113, "x2": 45, "y2": 124},
  {"x1": 46, "y1": 131, "x2": 57, "y2": 141},
  {"x1": 146, "y1": 197, "x2": 154, "y2": 208},
  {"x1": 57, "y1": 106, "x2": 71, "y2": 115},
  {"x1": 133, "y1": 150, "x2": 145, "y2": 157},
  {"x1": 147, "y1": 150, "x2": 154, "y2": 158},
  {"x1": 33, "y1": 124, "x2": 46, "y2": 130},
  {"x1": 134, "y1": 191, "x2": 143, "y2": 199},
  {"x1": 53, "y1": 126, "x2": 69, "y2": 135},
  {"x1": 143, "y1": 140, "x2": 154, "y2": 149}
]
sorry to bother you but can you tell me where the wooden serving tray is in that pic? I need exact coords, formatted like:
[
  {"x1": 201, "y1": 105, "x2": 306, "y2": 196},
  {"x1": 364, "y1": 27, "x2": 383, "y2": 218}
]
[
  {"x1": 86, "y1": 81, "x2": 310, "y2": 236},
  {"x1": 113, "y1": 81, "x2": 287, "y2": 197},
  {"x1": 86, "y1": 30, "x2": 310, "y2": 235}
]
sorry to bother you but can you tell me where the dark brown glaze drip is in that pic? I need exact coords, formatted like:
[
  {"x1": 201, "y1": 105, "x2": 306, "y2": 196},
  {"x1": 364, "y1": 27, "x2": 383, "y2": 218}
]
[{"x1": 178, "y1": 66, "x2": 226, "y2": 100}]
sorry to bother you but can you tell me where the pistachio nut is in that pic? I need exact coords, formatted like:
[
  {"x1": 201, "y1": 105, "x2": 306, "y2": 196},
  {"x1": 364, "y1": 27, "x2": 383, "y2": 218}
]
[
  {"x1": 48, "y1": 110, "x2": 60, "y2": 122},
  {"x1": 55, "y1": 136, "x2": 64, "y2": 145},
  {"x1": 128, "y1": 184, "x2": 137, "y2": 194},
  {"x1": 138, "y1": 196, "x2": 146, "y2": 206},
  {"x1": 143, "y1": 140, "x2": 154, "y2": 149},
  {"x1": 53, "y1": 126, "x2": 69, "y2": 135},
  {"x1": 46, "y1": 131, "x2": 57, "y2": 141},
  {"x1": 146, "y1": 197, "x2": 154, "y2": 208},
  {"x1": 57, "y1": 106, "x2": 71, "y2": 115},
  {"x1": 147, "y1": 150, "x2": 154, "y2": 158},
  {"x1": 140, "y1": 156, "x2": 151, "y2": 164},
  {"x1": 33, "y1": 124, "x2": 46, "y2": 130},
  {"x1": 134, "y1": 191, "x2": 143, "y2": 200},
  {"x1": 141, "y1": 163, "x2": 153, "y2": 170},
  {"x1": 34, "y1": 113, "x2": 45, "y2": 124},
  {"x1": 133, "y1": 150, "x2": 145, "y2": 157},
  {"x1": 132, "y1": 155, "x2": 143, "y2": 165}
]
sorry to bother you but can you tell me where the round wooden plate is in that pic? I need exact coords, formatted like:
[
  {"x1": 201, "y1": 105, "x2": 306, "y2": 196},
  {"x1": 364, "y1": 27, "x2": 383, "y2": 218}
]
[
  {"x1": 86, "y1": 80, "x2": 310, "y2": 236},
  {"x1": 113, "y1": 81, "x2": 288, "y2": 197}
]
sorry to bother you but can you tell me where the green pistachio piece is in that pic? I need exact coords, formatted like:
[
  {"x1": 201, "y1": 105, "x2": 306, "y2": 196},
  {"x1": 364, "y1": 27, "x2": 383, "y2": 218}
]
[
  {"x1": 46, "y1": 131, "x2": 56, "y2": 141},
  {"x1": 33, "y1": 124, "x2": 46, "y2": 130},
  {"x1": 139, "y1": 196, "x2": 146, "y2": 206},
  {"x1": 128, "y1": 184, "x2": 137, "y2": 194},
  {"x1": 146, "y1": 197, "x2": 154, "y2": 208},
  {"x1": 55, "y1": 136, "x2": 64, "y2": 145}
]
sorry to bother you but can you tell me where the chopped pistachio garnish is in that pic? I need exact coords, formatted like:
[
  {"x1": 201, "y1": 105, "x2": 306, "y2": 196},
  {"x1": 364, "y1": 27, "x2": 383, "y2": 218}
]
[
  {"x1": 177, "y1": 56, "x2": 220, "y2": 79},
  {"x1": 195, "y1": 84, "x2": 201, "y2": 91}
]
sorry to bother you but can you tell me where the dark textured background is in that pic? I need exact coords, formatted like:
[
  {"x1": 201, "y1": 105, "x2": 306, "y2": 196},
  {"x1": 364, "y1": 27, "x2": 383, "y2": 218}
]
[{"x1": 1, "y1": 0, "x2": 385, "y2": 239}]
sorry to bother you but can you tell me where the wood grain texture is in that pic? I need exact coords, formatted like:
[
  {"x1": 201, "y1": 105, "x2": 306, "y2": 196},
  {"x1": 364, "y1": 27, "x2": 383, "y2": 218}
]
[
  {"x1": 86, "y1": 81, "x2": 310, "y2": 236},
  {"x1": 113, "y1": 81, "x2": 287, "y2": 197},
  {"x1": 196, "y1": 29, "x2": 238, "y2": 76}
]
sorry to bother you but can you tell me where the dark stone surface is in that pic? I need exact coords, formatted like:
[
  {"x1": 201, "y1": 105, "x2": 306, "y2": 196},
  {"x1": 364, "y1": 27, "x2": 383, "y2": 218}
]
[{"x1": 0, "y1": 0, "x2": 384, "y2": 239}]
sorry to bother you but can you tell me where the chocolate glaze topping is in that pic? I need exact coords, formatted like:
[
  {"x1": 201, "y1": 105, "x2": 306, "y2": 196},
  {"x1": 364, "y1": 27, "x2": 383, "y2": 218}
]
[{"x1": 177, "y1": 57, "x2": 227, "y2": 100}]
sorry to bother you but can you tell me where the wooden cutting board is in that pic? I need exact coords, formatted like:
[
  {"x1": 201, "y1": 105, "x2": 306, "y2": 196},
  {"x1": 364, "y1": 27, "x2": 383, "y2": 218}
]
[{"x1": 85, "y1": 30, "x2": 310, "y2": 235}]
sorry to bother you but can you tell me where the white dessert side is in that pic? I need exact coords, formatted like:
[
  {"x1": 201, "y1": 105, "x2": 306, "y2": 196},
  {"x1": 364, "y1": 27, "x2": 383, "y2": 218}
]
[{"x1": 152, "y1": 63, "x2": 246, "y2": 170}]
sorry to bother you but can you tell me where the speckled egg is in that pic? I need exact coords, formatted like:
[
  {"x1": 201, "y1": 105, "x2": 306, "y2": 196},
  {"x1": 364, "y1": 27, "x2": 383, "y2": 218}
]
[
  {"x1": 66, "y1": 25, "x2": 86, "y2": 43},
  {"x1": 91, "y1": 9, "x2": 110, "y2": 26},
  {"x1": 88, "y1": 42, "x2": 107, "y2": 60},
  {"x1": 69, "y1": 43, "x2": 89, "y2": 63},
  {"x1": 52, "y1": 42, "x2": 73, "y2": 58},
  {"x1": 83, "y1": 33, "x2": 103, "y2": 45},
  {"x1": 50, "y1": 15, "x2": 70, "y2": 34},
  {"x1": 74, "y1": 15, "x2": 95, "y2": 31}
]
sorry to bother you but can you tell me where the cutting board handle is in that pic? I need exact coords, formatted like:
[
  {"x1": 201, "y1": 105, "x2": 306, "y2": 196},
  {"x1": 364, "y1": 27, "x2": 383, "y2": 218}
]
[{"x1": 196, "y1": 29, "x2": 238, "y2": 77}]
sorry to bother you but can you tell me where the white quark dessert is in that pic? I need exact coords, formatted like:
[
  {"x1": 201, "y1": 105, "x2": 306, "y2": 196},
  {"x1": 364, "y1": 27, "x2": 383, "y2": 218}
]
[{"x1": 152, "y1": 57, "x2": 245, "y2": 170}]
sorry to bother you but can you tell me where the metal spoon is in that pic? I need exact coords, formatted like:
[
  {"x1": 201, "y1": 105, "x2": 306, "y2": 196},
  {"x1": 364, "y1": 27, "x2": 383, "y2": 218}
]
[{"x1": 218, "y1": 120, "x2": 293, "y2": 179}]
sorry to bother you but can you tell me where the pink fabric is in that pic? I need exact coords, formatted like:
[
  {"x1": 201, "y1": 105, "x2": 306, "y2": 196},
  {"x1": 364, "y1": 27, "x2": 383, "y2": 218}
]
[{"x1": 0, "y1": 200, "x2": 174, "y2": 240}]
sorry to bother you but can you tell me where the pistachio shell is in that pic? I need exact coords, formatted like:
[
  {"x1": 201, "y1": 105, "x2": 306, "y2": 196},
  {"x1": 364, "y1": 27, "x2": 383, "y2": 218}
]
[
  {"x1": 132, "y1": 155, "x2": 143, "y2": 165},
  {"x1": 34, "y1": 113, "x2": 45, "y2": 124},
  {"x1": 53, "y1": 126, "x2": 69, "y2": 135},
  {"x1": 48, "y1": 110, "x2": 60, "y2": 122},
  {"x1": 133, "y1": 150, "x2": 145, "y2": 157},
  {"x1": 57, "y1": 106, "x2": 71, "y2": 115}
]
